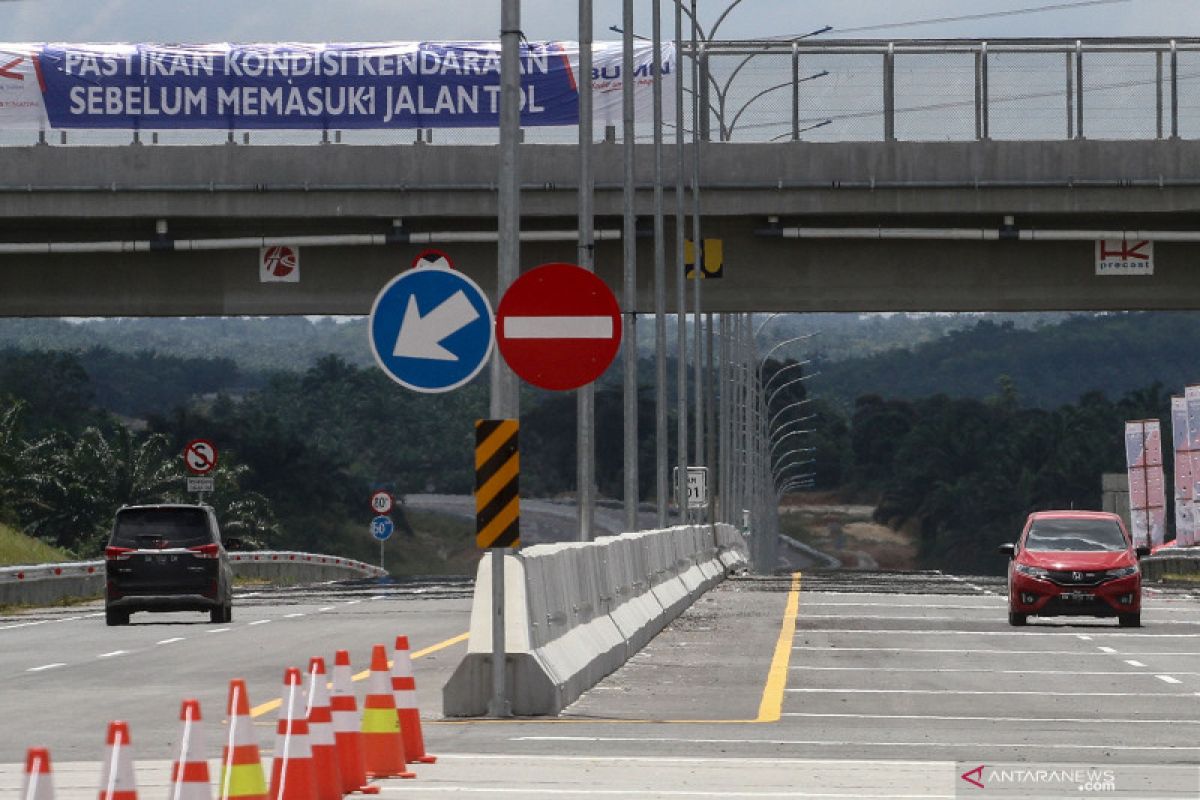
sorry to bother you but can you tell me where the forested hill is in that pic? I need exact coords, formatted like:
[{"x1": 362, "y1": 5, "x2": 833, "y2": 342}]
[{"x1": 817, "y1": 312, "x2": 1200, "y2": 410}]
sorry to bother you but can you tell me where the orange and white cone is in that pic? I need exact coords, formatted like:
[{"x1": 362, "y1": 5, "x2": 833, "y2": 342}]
[
  {"x1": 98, "y1": 721, "x2": 137, "y2": 800},
  {"x1": 361, "y1": 644, "x2": 415, "y2": 779},
  {"x1": 390, "y1": 636, "x2": 435, "y2": 764},
  {"x1": 331, "y1": 650, "x2": 378, "y2": 795},
  {"x1": 219, "y1": 679, "x2": 267, "y2": 800},
  {"x1": 269, "y1": 668, "x2": 318, "y2": 800},
  {"x1": 171, "y1": 700, "x2": 212, "y2": 800},
  {"x1": 305, "y1": 658, "x2": 343, "y2": 800},
  {"x1": 22, "y1": 748, "x2": 54, "y2": 800}
]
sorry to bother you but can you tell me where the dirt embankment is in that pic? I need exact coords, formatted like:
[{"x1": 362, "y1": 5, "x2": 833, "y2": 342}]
[{"x1": 778, "y1": 493, "x2": 917, "y2": 570}]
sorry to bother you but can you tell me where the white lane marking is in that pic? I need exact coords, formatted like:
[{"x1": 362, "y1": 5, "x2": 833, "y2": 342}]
[
  {"x1": 802, "y1": 602, "x2": 1004, "y2": 609},
  {"x1": 27, "y1": 663, "x2": 65, "y2": 672},
  {"x1": 786, "y1": 688, "x2": 1188, "y2": 697},
  {"x1": 1125, "y1": 659, "x2": 1147, "y2": 667},
  {"x1": 370, "y1": 595, "x2": 387, "y2": 601},
  {"x1": 157, "y1": 637, "x2": 185, "y2": 645},
  {"x1": 790, "y1": 666, "x2": 1170, "y2": 676},
  {"x1": 284, "y1": 613, "x2": 305, "y2": 618},
  {"x1": 248, "y1": 619, "x2": 271, "y2": 626},
  {"x1": 1099, "y1": 646, "x2": 1118, "y2": 653},
  {"x1": 240, "y1": 592, "x2": 261, "y2": 598},
  {"x1": 503, "y1": 316, "x2": 614, "y2": 340},
  {"x1": 1077, "y1": 635, "x2": 1093, "y2": 641},
  {"x1": 345, "y1": 600, "x2": 361, "y2": 605},
  {"x1": 510, "y1": 735, "x2": 1200, "y2": 752},
  {"x1": 782, "y1": 712, "x2": 1200, "y2": 725},
  {"x1": 318, "y1": 606, "x2": 335, "y2": 612},
  {"x1": 0, "y1": 619, "x2": 52, "y2": 631},
  {"x1": 84, "y1": 613, "x2": 104, "y2": 618},
  {"x1": 379, "y1": 789, "x2": 941, "y2": 798},
  {"x1": 795, "y1": 647, "x2": 1126, "y2": 656},
  {"x1": 97, "y1": 650, "x2": 126, "y2": 659},
  {"x1": 797, "y1": 629, "x2": 1197, "y2": 637},
  {"x1": 1158, "y1": 675, "x2": 1183, "y2": 684},
  {"x1": 207, "y1": 627, "x2": 231, "y2": 634}
]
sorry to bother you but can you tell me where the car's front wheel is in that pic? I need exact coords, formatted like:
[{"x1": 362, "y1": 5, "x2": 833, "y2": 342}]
[
  {"x1": 1118, "y1": 612, "x2": 1141, "y2": 628},
  {"x1": 1008, "y1": 611, "x2": 1027, "y2": 626},
  {"x1": 105, "y1": 608, "x2": 130, "y2": 626}
]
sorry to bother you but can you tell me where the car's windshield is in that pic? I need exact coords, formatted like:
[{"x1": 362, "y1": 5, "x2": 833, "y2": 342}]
[
  {"x1": 110, "y1": 508, "x2": 212, "y2": 548},
  {"x1": 1023, "y1": 518, "x2": 1128, "y2": 552}
]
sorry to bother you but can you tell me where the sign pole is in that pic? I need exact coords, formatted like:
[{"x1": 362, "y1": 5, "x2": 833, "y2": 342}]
[
  {"x1": 492, "y1": 1, "x2": 521, "y2": 719},
  {"x1": 621, "y1": 0, "x2": 639, "y2": 535},
  {"x1": 652, "y1": 0, "x2": 670, "y2": 529},
  {"x1": 673, "y1": 0, "x2": 689, "y2": 526}
]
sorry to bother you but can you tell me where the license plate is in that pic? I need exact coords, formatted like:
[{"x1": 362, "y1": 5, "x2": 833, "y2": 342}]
[{"x1": 1063, "y1": 591, "x2": 1094, "y2": 602}]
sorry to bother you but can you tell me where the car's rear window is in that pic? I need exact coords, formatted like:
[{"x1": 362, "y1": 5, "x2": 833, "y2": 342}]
[
  {"x1": 1024, "y1": 518, "x2": 1128, "y2": 552},
  {"x1": 110, "y1": 508, "x2": 213, "y2": 548}
]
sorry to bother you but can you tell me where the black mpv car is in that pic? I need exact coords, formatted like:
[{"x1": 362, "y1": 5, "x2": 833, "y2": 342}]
[{"x1": 104, "y1": 504, "x2": 233, "y2": 626}]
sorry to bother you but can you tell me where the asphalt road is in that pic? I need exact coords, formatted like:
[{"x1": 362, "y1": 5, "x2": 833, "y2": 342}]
[{"x1": 2, "y1": 569, "x2": 1198, "y2": 798}]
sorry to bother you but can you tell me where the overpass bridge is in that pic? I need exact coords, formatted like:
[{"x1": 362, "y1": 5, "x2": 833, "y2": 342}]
[{"x1": 3, "y1": 37, "x2": 1200, "y2": 316}]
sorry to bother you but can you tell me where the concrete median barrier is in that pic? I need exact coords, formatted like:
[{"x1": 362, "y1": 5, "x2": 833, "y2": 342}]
[
  {"x1": 443, "y1": 523, "x2": 749, "y2": 717},
  {"x1": 0, "y1": 551, "x2": 386, "y2": 608},
  {"x1": 1141, "y1": 549, "x2": 1200, "y2": 582}
]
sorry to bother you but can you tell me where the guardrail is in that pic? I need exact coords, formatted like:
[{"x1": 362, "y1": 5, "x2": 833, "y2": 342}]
[
  {"x1": 443, "y1": 523, "x2": 748, "y2": 716},
  {"x1": 0, "y1": 550, "x2": 386, "y2": 607},
  {"x1": 1141, "y1": 549, "x2": 1200, "y2": 582}
]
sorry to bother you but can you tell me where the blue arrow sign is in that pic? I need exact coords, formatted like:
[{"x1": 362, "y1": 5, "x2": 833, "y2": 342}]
[
  {"x1": 368, "y1": 267, "x2": 494, "y2": 393},
  {"x1": 370, "y1": 515, "x2": 395, "y2": 541}
]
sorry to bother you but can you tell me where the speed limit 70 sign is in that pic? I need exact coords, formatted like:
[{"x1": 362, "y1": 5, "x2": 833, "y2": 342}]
[{"x1": 370, "y1": 490, "x2": 394, "y2": 515}]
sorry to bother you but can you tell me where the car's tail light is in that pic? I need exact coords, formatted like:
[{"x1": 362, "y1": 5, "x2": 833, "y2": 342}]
[
  {"x1": 203, "y1": 579, "x2": 218, "y2": 598},
  {"x1": 105, "y1": 546, "x2": 134, "y2": 560},
  {"x1": 188, "y1": 543, "x2": 220, "y2": 558}
]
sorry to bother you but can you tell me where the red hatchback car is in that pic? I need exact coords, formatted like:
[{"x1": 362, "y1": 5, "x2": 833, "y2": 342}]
[{"x1": 1000, "y1": 511, "x2": 1150, "y2": 627}]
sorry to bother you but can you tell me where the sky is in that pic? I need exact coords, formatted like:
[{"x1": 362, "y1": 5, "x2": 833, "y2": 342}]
[{"x1": 0, "y1": 0, "x2": 1198, "y2": 43}]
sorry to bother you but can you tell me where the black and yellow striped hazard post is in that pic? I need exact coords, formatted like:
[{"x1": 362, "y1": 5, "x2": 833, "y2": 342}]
[
  {"x1": 475, "y1": 418, "x2": 519, "y2": 716},
  {"x1": 475, "y1": 419, "x2": 520, "y2": 548}
]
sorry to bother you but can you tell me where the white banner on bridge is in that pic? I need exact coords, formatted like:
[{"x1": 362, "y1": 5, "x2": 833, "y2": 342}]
[
  {"x1": 1125, "y1": 419, "x2": 1165, "y2": 549},
  {"x1": 0, "y1": 41, "x2": 675, "y2": 131}
]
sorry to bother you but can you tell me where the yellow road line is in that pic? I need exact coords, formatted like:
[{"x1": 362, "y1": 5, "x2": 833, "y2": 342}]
[
  {"x1": 755, "y1": 571, "x2": 802, "y2": 723},
  {"x1": 434, "y1": 572, "x2": 804, "y2": 726},
  {"x1": 250, "y1": 631, "x2": 471, "y2": 718}
]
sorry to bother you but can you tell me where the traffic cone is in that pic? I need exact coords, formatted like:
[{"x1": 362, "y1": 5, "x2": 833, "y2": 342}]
[
  {"x1": 171, "y1": 700, "x2": 212, "y2": 800},
  {"x1": 360, "y1": 644, "x2": 415, "y2": 779},
  {"x1": 218, "y1": 679, "x2": 267, "y2": 800},
  {"x1": 305, "y1": 658, "x2": 343, "y2": 800},
  {"x1": 98, "y1": 721, "x2": 137, "y2": 800},
  {"x1": 390, "y1": 636, "x2": 436, "y2": 764},
  {"x1": 269, "y1": 668, "x2": 318, "y2": 800},
  {"x1": 22, "y1": 748, "x2": 54, "y2": 800},
  {"x1": 330, "y1": 650, "x2": 378, "y2": 795}
]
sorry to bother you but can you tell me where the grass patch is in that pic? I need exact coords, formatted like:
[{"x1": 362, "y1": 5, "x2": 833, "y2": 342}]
[{"x1": 0, "y1": 523, "x2": 72, "y2": 566}]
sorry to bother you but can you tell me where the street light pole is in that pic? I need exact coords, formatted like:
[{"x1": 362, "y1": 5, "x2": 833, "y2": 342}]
[
  {"x1": 621, "y1": 0, "x2": 639, "y2": 534},
  {"x1": 652, "y1": 0, "x2": 669, "y2": 529},
  {"x1": 673, "y1": 0, "x2": 689, "y2": 526},
  {"x1": 577, "y1": 0, "x2": 595, "y2": 543}
]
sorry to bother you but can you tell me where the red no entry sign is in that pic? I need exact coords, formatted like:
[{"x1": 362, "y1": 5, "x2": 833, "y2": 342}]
[
  {"x1": 495, "y1": 263, "x2": 622, "y2": 391},
  {"x1": 184, "y1": 439, "x2": 218, "y2": 475}
]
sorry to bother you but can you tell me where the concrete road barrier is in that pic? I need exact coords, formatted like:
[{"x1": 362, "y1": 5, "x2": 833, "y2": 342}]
[
  {"x1": 1141, "y1": 549, "x2": 1200, "y2": 582},
  {"x1": 0, "y1": 551, "x2": 385, "y2": 607},
  {"x1": 443, "y1": 523, "x2": 749, "y2": 717}
]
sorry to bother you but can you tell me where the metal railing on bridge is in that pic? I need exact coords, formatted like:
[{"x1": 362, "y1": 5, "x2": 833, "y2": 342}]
[{"x1": 2, "y1": 38, "x2": 1199, "y2": 147}]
